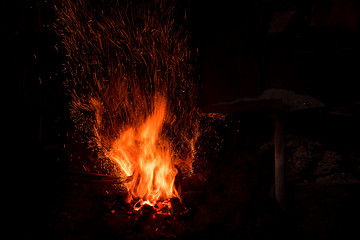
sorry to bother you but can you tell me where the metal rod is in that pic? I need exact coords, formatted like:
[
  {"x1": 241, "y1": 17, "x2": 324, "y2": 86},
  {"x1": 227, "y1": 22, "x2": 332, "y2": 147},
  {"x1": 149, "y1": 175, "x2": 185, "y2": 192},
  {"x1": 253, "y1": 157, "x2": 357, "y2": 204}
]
[{"x1": 274, "y1": 115, "x2": 285, "y2": 210}]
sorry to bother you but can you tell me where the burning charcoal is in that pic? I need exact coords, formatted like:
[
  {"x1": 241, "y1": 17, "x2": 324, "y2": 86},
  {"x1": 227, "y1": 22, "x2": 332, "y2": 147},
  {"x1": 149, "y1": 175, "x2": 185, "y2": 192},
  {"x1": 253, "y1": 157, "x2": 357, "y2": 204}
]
[
  {"x1": 170, "y1": 197, "x2": 183, "y2": 214},
  {"x1": 141, "y1": 204, "x2": 156, "y2": 215},
  {"x1": 134, "y1": 201, "x2": 142, "y2": 210}
]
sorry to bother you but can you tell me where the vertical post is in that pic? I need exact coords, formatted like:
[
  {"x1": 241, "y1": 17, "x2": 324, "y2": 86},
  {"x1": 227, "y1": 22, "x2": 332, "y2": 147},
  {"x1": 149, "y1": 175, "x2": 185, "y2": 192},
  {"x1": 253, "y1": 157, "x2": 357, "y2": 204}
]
[{"x1": 274, "y1": 114, "x2": 285, "y2": 210}]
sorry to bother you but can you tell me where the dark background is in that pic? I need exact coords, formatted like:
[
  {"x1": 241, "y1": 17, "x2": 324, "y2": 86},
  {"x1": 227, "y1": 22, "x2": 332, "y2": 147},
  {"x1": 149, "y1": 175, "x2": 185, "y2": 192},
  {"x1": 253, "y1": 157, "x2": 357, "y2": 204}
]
[{"x1": 6, "y1": 0, "x2": 360, "y2": 239}]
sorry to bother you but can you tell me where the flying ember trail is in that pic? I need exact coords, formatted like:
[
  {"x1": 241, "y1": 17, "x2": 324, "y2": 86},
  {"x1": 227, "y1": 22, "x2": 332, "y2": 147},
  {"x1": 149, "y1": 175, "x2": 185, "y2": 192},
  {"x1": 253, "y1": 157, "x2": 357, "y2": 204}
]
[{"x1": 55, "y1": 0, "x2": 200, "y2": 212}]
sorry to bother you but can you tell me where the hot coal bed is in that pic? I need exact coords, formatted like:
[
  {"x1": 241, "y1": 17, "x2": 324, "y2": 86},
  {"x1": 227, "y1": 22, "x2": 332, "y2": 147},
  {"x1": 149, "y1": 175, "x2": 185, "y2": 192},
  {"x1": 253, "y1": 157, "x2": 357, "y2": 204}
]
[{"x1": 10, "y1": 0, "x2": 360, "y2": 239}]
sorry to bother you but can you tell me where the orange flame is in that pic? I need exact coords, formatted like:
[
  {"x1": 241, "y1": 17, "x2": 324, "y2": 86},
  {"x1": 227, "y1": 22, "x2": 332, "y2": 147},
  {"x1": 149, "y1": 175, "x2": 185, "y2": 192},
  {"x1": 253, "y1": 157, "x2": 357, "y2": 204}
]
[
  {"x1": 56, "y1": 0, "x2": 201, "y2": 212},
  {"x1": 107, "y1": 97, "x2": 179, "y2": 206}
]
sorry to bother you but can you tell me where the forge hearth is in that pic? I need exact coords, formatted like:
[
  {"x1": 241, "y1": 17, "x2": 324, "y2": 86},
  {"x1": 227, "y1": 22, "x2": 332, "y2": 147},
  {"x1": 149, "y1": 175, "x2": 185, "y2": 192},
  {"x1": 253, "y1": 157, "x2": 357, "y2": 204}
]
[
  {"x1": 42, "y1": 115, "x2": 275, "y2": 239},
  {"x1": 18, "y1": 109, "x2": 360, "y2": 240}
]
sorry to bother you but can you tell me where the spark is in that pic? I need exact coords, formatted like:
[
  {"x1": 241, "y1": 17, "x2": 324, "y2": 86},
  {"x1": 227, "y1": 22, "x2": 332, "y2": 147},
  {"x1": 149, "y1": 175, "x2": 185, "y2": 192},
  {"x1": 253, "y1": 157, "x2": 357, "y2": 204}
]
[{"x1": 55, "y1": 0, "x2": 200, "y2": 209}]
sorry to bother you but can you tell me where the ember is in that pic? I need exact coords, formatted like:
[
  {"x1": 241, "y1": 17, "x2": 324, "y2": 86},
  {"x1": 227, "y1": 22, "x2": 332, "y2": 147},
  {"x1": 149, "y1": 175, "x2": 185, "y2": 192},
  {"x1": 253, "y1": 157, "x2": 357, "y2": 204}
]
[{"x1": 55, "y1": 0, "x2": 200, "y2": 213}]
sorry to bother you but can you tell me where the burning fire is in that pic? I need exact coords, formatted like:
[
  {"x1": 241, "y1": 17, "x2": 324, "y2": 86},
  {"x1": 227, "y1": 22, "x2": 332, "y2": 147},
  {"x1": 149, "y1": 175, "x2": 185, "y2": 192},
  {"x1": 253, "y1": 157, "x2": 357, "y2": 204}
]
[
  {"x1": 56, "y1": 0, "x2": 200, "y2": 212},
  {"x1": 107, "y1": 96, "x2": 180, "y2": 208}
]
